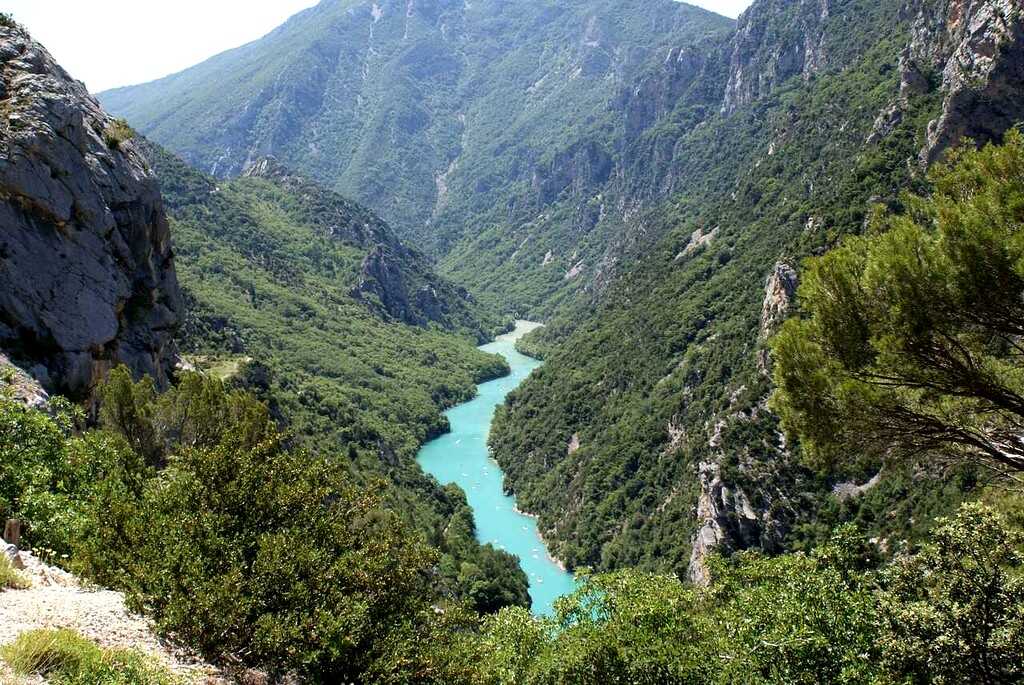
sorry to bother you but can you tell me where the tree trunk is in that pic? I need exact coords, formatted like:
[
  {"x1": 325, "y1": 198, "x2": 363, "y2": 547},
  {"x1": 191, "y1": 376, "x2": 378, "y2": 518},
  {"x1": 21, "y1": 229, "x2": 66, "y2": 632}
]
[{"x1": 3, "y1": 518, "x2": 21, "y2": 547}]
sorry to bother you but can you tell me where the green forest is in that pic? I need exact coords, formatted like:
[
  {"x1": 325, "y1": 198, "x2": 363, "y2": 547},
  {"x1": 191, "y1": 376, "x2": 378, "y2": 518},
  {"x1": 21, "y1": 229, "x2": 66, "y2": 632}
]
[
  {"x1": 3, "y1": 136, "x2": 1024, "y2": 683},
  {"x1": 1, "y1": 0, "x2": 1023, "y2": 682}
]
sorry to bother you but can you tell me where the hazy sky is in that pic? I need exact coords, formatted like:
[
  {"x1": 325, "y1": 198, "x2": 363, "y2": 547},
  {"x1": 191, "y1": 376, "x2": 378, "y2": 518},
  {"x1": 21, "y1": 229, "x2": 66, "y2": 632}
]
[{"x1": 5, "y1": 0, "x2": 753, "y2": 93}]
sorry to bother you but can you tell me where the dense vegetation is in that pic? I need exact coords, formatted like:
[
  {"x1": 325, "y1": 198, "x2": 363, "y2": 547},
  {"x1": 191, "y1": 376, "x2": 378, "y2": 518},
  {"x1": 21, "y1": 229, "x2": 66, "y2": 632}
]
[
  {"x1": 136, "y1": 144, "x2": 530, "y2": 613},
  {"x1": 0, "y1": 370, "x2": 528, "y2": 680},
  {"x1": 1, "y1": 376, "x2": 1020, "y2": 682},
  {"x1": 773, "y1": 131, "x2": 1024, "y2": 477},
  {"x1": 100, "y1": 0, "x2": 733, "y2": 315},
  {"x1": 487, "y1": 0, "x2": 955, "y2": 573},
  {"x1": 447, "y1": 505, "x2": 1023, "y2": 685}
]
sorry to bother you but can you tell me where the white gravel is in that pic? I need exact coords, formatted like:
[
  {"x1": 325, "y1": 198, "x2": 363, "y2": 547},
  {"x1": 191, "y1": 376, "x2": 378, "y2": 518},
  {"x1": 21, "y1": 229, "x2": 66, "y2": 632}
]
[{"x1": 0, "y1": 551, "x2": 225, "y2": 683}]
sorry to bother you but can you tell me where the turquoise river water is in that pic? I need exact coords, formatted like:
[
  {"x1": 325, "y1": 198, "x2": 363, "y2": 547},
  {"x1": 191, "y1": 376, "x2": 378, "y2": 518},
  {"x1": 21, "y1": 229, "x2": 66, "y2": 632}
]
[{"x1": 417, "y1": 321, "x2": 577, "y2": 615}]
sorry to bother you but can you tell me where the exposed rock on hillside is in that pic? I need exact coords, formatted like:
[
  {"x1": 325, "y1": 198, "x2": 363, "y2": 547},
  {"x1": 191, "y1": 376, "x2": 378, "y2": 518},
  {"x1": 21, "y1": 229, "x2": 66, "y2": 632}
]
[
  {"x1": 688, "y1": 461, "x2": 760, "y2": 586},
  {"x1": 0, "y1": 26, "x2": 182, "y2": 400},
  {"x1": 721, "y1": 0, "x2": 831, "y2": 115},
  {"x1": 351, "y1": 245, "x2": 414, "y2": 322},
  {"x1": 920, "y1": 0, "x2": 1024, "y2": 162},
  {"x1": 880, "y1": 0, "x2": 1024, "y2": 161},
  {"x1": 759, "y1": 262, "x2": 798, "y2": 339}
]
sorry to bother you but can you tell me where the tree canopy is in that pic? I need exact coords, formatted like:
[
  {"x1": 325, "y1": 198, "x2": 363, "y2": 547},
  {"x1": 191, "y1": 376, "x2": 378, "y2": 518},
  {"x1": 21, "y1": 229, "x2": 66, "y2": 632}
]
[{"x1": 772, "y1": 130, "x2": 1024, "y2": 476}]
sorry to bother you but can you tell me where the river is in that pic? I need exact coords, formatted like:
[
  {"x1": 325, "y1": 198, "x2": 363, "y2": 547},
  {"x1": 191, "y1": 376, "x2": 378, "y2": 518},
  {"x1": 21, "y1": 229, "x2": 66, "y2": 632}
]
[{"x1": 416, "y1": 320, "x2": 578, "y2": 615}]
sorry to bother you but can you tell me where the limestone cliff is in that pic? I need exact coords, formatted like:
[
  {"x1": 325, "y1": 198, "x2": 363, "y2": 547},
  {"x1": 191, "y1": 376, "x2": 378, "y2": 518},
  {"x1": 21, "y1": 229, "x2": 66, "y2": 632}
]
[
  {"x1": 721, "y1": 0, "x2": 831, "y2": 115},
  {"x1": 0, "y1": 24, "x2": 182, "y2": 400}
]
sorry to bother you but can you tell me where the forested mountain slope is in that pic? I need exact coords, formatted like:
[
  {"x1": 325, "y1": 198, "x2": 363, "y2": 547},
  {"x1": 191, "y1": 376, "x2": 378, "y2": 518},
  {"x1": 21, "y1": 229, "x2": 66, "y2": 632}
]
[
  {"x1": 490, "y1": 0, "x2": 1024, "y2": 577},
  {"x1": 99, "y1": 0, "x2": 733, "y2": 316},
  {"x1": 143, "y1": 143, "x2": 529, "y2": 611}
]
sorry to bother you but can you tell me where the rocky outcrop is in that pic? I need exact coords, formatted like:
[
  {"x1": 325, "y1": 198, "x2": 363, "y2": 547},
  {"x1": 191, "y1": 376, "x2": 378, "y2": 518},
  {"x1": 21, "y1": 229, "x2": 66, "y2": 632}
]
[
  {"x1": 0, "y1": 353, "x2": 48, "y2": 409},
  {"x1": 920, "y1": 0, "x2": 1024, "y2": 162},
  {"x1": 688, "y1": 461, "x2": 760, "y2": 586},
  {"x1": 350, "y1": 245, "x2": 414, "y2": 322},
  {"x1": 874, "y1": 0, "x2": 1024, "y2": 161},
  {"x1": 721, "y1": 0, "x2": 831, "y2": 115},
  {"x1": 759, "y1": 262, "x2": 798, "y2": 339},
  {"x1": 0, "y1": 25, "x2": 182, "y2": 400},
  {"x1": 621, "y1": 40, "x2": 728, "y2": 139},
  {"x1": 531, "y1": 141, "x2": 613, "y2": 208},
  {"x1": 832, "y1": 471, "x2": 882, "y2": 501}
]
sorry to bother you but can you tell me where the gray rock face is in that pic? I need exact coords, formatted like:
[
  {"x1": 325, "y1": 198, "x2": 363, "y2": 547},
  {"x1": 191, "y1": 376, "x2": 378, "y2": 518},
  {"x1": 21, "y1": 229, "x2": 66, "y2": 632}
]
[
  {"x1": 721, "y1": 0, "x2": 831, "y2": 115},
  {"x1": 350, "y1": 245, "x2": 415, "y2": 323},
  {"x1": 759, "y1": 262, "x2": 798, "y2": 340},
  {"x1": 920, "y1": 0, "x2": 1024, "y2": 162},
  {"x1": 688, "y1": 461, "x2": 760, "y2": 586},
  {"x1": 531, "y1": 140, "x2": 613, "y2": 208},
  {"x1": 0, "y1": 26, "x2": 182, "y2": 400},
  {"x1": 878, "y1": 0, "x2": 1024, "y2": 161}
]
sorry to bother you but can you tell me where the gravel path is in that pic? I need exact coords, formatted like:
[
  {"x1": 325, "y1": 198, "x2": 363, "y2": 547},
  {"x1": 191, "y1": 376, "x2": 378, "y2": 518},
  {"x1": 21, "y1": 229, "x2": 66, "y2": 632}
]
[{"x1": 0, "y1": 551, "x2": 225, "y2": 683}]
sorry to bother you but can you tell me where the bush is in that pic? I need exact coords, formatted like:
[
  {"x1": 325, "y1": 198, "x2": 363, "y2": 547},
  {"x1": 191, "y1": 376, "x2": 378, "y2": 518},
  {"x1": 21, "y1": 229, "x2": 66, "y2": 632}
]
[
  {"x1": 1, "y1": 629, "x2": 180, "y2": 685},
  {"x1": 0, "y1": 13, "x2": 16, "y2": 29},
  {"x1": 79, "y1": 370, "x2": 450, "y2": 681},
  {"x1": 879, "y1": 503, "x2": 1024, "y2": 684},
  {"x1": 451, "y1": 506, "x2": 1024, "y2": 684},
  {"x1": 0, "y1": 397, "x2": 93, "y2": 561},
  {"x1": 0, "y1": 553, "x2": 29, "y2": 590},
  {"x1": 103, "y1": 119, "x2": 134, "y2": 150}
]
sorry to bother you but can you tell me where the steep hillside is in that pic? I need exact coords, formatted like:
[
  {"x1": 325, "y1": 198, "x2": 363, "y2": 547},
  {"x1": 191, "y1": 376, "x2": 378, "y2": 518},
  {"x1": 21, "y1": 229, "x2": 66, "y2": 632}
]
[
  {"x1": 489, "y1": 0, "x2": 1024, "y2": 577},
  {"x1": 99, "y1": 0, "x2": 732, "y2": 315},
  {"x1": 0, "y1": 10, "x2": 528, "y2": 615},
  {"x1": 136, "y1": 142, "x2": 529, "y2": 611},
  {"x1": 146, "y1": 141, "x2": 505, "y2": 454},
  {"x1": 0, "y1": 22, "x2": 182, "y2": 400}
]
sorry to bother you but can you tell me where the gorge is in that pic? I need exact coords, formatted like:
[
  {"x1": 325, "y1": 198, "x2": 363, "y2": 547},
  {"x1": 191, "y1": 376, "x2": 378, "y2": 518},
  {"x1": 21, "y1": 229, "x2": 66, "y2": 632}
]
[
  {"x1": 1, "y1": 0, "x2": 1023, "y2": 681},
  {"x1": 417, "y1": 321, "x2": 577, "y2": 615}
]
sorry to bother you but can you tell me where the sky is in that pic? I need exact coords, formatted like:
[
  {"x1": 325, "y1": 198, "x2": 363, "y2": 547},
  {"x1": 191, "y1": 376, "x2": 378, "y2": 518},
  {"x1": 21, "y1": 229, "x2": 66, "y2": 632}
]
[{"x1": 4, "y1": 0, "x2": 754, "y2": 94}]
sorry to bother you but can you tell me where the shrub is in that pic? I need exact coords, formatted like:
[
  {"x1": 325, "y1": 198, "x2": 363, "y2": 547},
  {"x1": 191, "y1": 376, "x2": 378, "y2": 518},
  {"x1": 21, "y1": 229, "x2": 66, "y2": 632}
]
[
  {"x1": 879, "y1": 503, "x2": 1024, "y2": 684},
  {"x1": 103, "y1": 119, "x2": 134, "y2": 150},
  {"x1": 0, "y1": 553, "x2": 29, "y2": 590},
  {"x1": 1, "y1": 628, "x2": 179, "y2": 685},
  {"x1": 80, "y1": 370, "x2": 449, "y2": 681},
  {"x1": 0, "y1": 396, "x2": 93, "y2": 561},
  {"x1": 0, "y1": 13, "x2": 16, "y2": 29}
]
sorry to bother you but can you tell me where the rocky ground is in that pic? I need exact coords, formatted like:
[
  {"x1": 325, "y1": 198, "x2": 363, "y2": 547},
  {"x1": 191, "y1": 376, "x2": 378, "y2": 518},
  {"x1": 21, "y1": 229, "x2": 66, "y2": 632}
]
[{"x1": 0, "y1": 548, "x2": 225, "y2": 684}]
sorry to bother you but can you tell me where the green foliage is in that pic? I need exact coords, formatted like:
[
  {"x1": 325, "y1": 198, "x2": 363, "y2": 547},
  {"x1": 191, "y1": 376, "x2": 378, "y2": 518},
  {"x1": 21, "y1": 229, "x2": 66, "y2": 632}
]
[
  {"x1": 878, "y1": 503, "x2": 1024, "y2": 684},
  {"x1": 487, "y1": 0, "x2": 934, "y2": 572},
  {"x1": 0, "y1": 397, "x2": 96, "y2": 561},
  {"x1": 0, "y1": 13, "x2": 17, "y2": 29},
  {"x1": 74, "y1": 371, "x2": 436, "y2": 678},
  {"x1": 1, "y1": 629, "x2": 180, "y2": 685},
  {"x1": 438, "y1": 505, "x2": 1023, "y2": 684},
  {"x1": 3, "y1": 377, "x2": 1022, "y2": 681},
  {"x1": 103, "y1": 118, "x2": 134, "y2": 150},
  {"x1": 0, "y1": 552, "x2": 30, "y2": 590},
  {"x1": 138, "y1": 144, "x2": 527, "y2": 614},
  {"x1": 772, "y1": 131, "x2": 1024, "y2": 475},
  {"x1": 0, "y1": 371, "x2": 518, "y2": 680}
]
